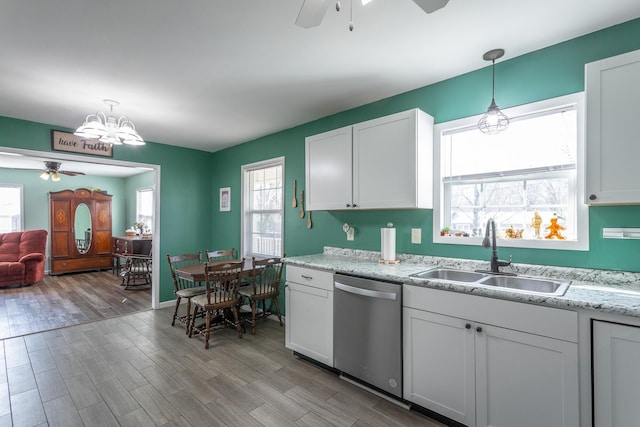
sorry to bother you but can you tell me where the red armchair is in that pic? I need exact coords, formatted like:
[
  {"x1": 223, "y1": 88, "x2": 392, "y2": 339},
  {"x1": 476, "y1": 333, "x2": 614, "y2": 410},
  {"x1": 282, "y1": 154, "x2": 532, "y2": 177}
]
[{"x1": 0, "y1": 230, "x2": 48, "y2": 287}]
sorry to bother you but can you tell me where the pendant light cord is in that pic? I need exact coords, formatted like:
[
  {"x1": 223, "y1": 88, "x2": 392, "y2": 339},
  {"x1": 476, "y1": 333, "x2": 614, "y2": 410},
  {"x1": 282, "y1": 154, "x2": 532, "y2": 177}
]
[{"x1": 491, "y1": 59, "x2": 496, "y2": 100}]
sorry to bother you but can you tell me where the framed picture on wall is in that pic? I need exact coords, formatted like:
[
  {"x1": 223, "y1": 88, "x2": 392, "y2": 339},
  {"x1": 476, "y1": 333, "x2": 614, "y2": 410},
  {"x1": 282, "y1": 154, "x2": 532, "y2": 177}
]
[
  {"x1": 219, "y1": 187, "x2": 230, "y2": 212},
  {"x1": 51, "y1": 130, "x2": 113, "y2": 157}
]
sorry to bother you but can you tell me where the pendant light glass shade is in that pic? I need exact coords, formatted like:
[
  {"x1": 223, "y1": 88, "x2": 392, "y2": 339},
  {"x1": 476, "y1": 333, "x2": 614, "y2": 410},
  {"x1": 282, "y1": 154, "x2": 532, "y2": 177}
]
[
  {"x1": 478, "y1": 49, "x2": 509, "y2": 135},
  {"x1": 40, "y1": 171, "x2": 61, "y2": 181},
  {"x1": 74, "y1": 99, "x2": 145, "y2": 145}
]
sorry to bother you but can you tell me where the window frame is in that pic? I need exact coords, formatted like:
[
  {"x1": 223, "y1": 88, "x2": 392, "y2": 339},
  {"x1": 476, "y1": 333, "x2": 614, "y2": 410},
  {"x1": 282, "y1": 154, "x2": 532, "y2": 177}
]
[
  {"x1": 433, "y1": 92, "x2": 589, "y2": 251},
  {"x1": 241, "y1": 156, "x2": 285, "y2": 258},
  {"x1": 135, "y1": 187, "x2": 154, "y2": 233},
  {"x1": 0, "y1": 184, "x2": 23, "y2": 233}
]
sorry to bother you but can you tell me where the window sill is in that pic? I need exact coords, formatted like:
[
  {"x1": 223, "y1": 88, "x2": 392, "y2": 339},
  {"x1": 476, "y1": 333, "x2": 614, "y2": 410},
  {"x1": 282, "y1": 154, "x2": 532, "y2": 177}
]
[{"x1": 433, "y1": 235, "x2": 589, "y2": 251}]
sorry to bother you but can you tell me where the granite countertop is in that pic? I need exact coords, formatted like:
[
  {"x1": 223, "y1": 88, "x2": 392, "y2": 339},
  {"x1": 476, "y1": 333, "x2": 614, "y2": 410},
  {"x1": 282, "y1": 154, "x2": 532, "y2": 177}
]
[{"x1": 284, "y1": 247, "x2": 640, "y2": 318}]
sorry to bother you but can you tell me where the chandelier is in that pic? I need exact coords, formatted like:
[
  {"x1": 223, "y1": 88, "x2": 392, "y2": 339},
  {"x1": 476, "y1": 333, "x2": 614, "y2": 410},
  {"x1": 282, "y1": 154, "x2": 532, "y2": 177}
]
[
  {"x1": 74, "y1": 99, "x2": 145, "y2": 145},
  {"x1": 477, "y1": 49, "x2": 509, "y2": 135}
]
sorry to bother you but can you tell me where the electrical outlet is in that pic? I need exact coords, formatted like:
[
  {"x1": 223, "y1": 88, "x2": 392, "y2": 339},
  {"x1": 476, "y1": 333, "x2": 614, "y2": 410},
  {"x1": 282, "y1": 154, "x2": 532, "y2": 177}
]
[
  {"x1": 347, "y1": 227, "x2": 355, "y2": 241},
  {"x1": 411, "y1": 228, "x2": 421, "y2": 244}
]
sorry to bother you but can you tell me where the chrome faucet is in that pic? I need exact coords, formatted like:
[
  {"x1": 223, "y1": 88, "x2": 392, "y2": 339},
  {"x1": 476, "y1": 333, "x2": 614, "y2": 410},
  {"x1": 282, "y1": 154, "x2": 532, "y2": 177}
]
[{"x1": 480, "y1": 218, "x2": 513, "y2": 274}]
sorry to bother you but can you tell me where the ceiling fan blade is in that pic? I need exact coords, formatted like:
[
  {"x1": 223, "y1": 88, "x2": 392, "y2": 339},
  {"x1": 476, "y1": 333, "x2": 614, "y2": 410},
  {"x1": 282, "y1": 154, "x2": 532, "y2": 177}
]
[
  {"x1": 296, "y1": 0, "x2": 331, "y2": 28},
  {"x1": 59, "y1": 170, "x2": 85, "y2": 176},
  {"x1": 412, "y1": 0, "x2": 449, "y2": 13}
]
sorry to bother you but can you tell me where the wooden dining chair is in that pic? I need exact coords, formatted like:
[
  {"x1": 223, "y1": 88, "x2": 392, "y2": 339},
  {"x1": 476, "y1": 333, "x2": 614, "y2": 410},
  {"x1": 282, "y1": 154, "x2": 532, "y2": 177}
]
[
  {"x1": 238, "y1": 255, "x2": 285, "y2": 334},
  {"x1": 189, "y1": 259, "x2": 244, "y2": 349},
  {"x1": 167, "y1": 252, "x2": 205, "y2": 334},
  {"x1": 206, "y1": 248, "x2": 236, "y2": 262}
]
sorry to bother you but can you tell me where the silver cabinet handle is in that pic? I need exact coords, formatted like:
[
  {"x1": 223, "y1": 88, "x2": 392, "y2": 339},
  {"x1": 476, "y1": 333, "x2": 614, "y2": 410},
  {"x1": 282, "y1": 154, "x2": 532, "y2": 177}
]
[
  {"x1": 335, "y1": 282, "x2": 397, "y2": 300},
  {"x1": 301, "y1": 275, "x2": 313, "y2": 280}
]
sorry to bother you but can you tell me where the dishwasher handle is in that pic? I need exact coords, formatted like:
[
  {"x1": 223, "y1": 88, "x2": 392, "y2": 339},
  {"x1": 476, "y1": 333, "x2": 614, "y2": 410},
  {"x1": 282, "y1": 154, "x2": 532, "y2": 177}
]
[{"x1": 335, "y1": 281, "x2": 398, "y2": 301}]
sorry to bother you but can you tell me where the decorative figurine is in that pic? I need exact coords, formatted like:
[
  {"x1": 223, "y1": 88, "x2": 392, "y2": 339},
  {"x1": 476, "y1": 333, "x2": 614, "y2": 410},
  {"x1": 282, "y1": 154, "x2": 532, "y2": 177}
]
[
  {"x1": 530, "y1": 211, "x2": 542, "y2": 238},
  {"x1": 504, "y1": 225, "x2": 524, "y2": 239},
  {"x1": 544, "y1": 217, "x2": 566, "y2": 240}
]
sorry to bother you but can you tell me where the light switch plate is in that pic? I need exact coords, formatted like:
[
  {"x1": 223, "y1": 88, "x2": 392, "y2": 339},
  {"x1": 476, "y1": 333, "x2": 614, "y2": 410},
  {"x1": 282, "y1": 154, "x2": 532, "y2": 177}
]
[
  {"x1": 411, "y1": 228, "x2": 421, "y2": 244},
  {"x1": 347, "y1": 227, "x2": 355, "y2": 241}
]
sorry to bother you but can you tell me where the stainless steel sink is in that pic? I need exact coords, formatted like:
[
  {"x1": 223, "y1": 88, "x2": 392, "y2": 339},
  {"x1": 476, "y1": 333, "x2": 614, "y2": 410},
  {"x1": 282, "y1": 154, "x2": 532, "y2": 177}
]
[
  {"x1": 477, "y1": 275, "x2": 569, "y2": 296},
  {"x1": 410, "y1": 268, "x2": 490, "y2": 283},
  {"x1": 410, "y1": 267, "x2": 569, "y2": 296}
]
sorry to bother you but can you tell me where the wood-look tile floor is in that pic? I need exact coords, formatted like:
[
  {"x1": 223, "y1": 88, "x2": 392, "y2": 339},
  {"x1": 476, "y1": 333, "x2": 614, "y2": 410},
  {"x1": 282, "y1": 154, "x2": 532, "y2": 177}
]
[
  {"x1": 0, "y1": 271, "x2": 150, "y2": 340},
  {"x1": 0, "y1": 308, "x2": 446, "y2": 427}
]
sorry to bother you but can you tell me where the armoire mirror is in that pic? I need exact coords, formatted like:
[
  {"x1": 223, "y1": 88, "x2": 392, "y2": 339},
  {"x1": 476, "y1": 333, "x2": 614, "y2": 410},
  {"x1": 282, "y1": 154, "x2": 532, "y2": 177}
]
[{"x1": 74, "y1": 203, "x2": 91, "y2": 254}]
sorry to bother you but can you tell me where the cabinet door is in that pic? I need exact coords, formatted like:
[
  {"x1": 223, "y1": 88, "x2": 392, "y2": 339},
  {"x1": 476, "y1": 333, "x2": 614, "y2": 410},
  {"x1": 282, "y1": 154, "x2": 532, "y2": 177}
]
[
  {"x1": 93, "y1": 199, "x2": 112, "y2": 255},
  {"x1": 353, "y1": 109, "x2": 432, "y2": 209},
  {"x1": 586, "y1": 49, "x2": 640, "y2": 204},
  {"x1": 593, "y1": 321, "x2": 640, "y2": 427},
  {"x1": 50, "y1": 198, "x2": 72, "y2": 259},
  {"x1": 285, "y1": 281, "x2": 333, "y2": 367},
  {"x1": 403, "y1": 307, "x2": 475, "y2": 426},
  {"x1": 475, "y1": 324, "x2": 579, "y2": 427},
  {"x1": 305, "y1": 126, "x2": 353, "y2": 211}
]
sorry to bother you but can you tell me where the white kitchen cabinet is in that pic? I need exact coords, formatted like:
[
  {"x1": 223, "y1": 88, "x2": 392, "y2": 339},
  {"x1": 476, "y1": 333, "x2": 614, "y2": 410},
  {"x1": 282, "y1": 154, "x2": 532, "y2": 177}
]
[
  {"x1": 403, "y1": 285, "x2": 579, "y2": 427},
  {"x1": 404, "y1": 307, "x2": 476, "y2": 426},
  {"x1": 305, "y1": 108, "x2": 433, "y2": 211},
  {"x1": 305, "y1": 126, "x2": 353, "y2": 211},
  {"x1": 585, "y1": 48, "x2": 640, "y2": 204},
  {"x1": 285, "y1": 265, "x2": 334, "y2": 367},
  {"x1": 593, "y1": 320, "x2": 640, "y2": 427}
]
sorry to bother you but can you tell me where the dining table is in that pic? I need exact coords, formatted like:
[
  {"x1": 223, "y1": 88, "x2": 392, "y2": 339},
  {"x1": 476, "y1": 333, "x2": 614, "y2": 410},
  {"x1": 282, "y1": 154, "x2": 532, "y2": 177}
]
[{"x1": 175, "y1": 258, "x2": 256, "y2": 283}]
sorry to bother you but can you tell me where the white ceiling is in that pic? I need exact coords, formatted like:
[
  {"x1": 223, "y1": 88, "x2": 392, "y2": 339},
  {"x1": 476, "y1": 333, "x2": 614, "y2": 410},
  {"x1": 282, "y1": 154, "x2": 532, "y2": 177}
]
[{"x1": 1, "y1": 0, "x2": 640, "y2": 155}]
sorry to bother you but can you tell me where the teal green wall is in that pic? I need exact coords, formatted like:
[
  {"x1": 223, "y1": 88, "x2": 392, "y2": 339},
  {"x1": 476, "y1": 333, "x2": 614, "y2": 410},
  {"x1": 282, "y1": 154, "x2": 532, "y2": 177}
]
[
  {"x1": 0, "y1": 118, "x2": 213, "y2": 303},
  {"x1": 209, "y1": 17, "x2": 640, "y2": 273}
]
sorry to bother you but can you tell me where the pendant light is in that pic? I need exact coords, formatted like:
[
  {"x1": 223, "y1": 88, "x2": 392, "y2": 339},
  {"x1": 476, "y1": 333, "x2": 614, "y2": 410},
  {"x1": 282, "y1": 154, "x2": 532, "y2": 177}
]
[{"x1": 478, "y1": 48, "x2": 509, "y2": 135}]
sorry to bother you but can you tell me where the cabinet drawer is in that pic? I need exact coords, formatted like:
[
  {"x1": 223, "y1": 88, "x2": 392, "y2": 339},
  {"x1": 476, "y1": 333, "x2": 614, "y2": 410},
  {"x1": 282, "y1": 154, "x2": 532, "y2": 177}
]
[
  {"x1": 403, "y1": 285, "x2": 577, "y2": 342},
  {"x1": 286, "y1": 265, "x2": 333, "y2": 291},
  {"x1": 51, "y1": 256, "x2": 112, "y2": 275}
]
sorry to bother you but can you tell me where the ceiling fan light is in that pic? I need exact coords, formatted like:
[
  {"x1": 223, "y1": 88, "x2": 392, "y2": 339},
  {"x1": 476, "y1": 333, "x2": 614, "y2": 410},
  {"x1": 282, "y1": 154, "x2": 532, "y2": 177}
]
[
  {"x1": 40, "y1": 171, "x2": 50, "y2": 180},
  {"x1": 51, "y1": 172, "x2": 61, "y2": 182}
]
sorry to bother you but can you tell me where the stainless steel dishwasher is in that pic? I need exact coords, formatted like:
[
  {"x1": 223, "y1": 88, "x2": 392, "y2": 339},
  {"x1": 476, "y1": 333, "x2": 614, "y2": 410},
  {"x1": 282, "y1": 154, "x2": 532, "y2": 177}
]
[{"x1": 333, "y1": 273, "x2": 403, "y2": 398}]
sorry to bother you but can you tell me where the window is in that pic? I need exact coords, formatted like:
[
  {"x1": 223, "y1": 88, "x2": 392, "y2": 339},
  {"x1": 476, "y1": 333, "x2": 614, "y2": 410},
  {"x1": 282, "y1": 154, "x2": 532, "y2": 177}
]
[
  {"x1": 434, "y1": 93, "x2": 588, "y2": 250},
  {"x1": 0, "y1": 185, "x2": 22, "y2": 233},
  {"x1": 242, "y1": 157, "x2": 284, "y2": 258},
  {"x1": 136, "y1": 187, "x2": 154, "y2": 233}
]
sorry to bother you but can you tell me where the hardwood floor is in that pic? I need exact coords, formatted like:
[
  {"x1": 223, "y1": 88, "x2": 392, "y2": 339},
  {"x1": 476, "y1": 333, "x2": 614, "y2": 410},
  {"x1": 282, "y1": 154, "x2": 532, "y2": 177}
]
[
  {"x1": 0, "y1": 308, "x2": 446, "y2": 427},
  {"x1": 0, "y1": 271, "x2": 150, "y2": 340}
]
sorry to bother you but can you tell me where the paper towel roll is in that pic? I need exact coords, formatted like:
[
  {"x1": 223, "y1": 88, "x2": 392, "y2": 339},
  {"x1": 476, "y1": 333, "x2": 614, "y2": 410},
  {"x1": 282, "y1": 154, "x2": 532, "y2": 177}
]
[{"x1": 381, "y1": 227, "x2": 396, "y2": 261}]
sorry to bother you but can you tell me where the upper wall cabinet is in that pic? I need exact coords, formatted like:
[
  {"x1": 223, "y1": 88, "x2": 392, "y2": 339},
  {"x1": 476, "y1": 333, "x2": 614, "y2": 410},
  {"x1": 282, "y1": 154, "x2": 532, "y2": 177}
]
[
  {"x1": 585, "y1": 49, "x2": 640, "y2": 205},
  {"x1": 305, "y1": 108, "x2": 434, "y2": 211}
]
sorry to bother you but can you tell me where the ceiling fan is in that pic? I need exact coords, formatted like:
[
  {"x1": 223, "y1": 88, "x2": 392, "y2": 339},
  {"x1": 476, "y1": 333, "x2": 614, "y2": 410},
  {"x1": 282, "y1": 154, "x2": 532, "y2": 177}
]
[
  {"x1": 296, "y1": 0, "x2": 449, "y2": 28},
  {"x1": 39, "y1": 161, "x2": 85, "y2": 181}
]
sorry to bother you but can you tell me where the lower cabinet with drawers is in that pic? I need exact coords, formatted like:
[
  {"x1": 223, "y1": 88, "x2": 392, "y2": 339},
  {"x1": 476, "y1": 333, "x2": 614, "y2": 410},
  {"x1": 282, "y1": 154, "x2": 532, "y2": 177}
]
[{"x1": 285, "y1": 265, "x2": 334, "y2": 367}]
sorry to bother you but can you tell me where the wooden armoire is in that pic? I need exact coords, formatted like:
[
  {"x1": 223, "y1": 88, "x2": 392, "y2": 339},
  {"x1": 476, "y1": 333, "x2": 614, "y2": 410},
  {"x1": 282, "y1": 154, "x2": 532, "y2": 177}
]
[{"x1": 49, "y1": 188, "x2": 112, "y2": 275}]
